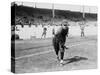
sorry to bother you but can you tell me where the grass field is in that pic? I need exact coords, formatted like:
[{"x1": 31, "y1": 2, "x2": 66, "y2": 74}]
[{"x1": 12, "y1": 35, "x2": 97, "y2": 73}]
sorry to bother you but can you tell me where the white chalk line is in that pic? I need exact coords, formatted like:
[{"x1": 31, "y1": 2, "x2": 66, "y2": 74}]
[{"x1": 12, "y1": 42, "x2": 94, "y2": 60}]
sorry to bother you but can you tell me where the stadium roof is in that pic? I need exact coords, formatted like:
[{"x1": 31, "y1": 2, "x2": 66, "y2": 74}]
[{"x1": 12, "y1": 1, "x2": 97, "y2": 14}]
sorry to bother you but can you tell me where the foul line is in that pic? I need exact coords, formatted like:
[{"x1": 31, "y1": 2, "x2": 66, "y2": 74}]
[{"x1": 12, "y1": 42, "x2": 93, "y2": 60}]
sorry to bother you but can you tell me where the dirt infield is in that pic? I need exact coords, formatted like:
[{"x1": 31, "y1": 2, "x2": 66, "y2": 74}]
[{"x1": 13, "y1": 35, "x2": 97, "y2": 73}]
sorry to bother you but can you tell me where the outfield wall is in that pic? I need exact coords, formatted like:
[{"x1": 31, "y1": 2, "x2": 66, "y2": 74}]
[{"x1": 15, "y1": 21, "x2": 97, "y2": 40}]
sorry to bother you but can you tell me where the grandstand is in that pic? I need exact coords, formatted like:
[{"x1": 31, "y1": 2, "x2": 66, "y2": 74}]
[{"x1": 12, "y1": 3, "x2": 97, "y2": 26}]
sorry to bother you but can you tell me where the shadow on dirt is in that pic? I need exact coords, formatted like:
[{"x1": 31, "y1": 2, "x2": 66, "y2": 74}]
[{"x1": 63, "y1": 56, "x2": 88, "y2": 65}]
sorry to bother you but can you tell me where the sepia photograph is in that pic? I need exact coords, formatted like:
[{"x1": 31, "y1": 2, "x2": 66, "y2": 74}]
[{"x1": 11, "y1": 1, "x2": 98, "y2": 73}]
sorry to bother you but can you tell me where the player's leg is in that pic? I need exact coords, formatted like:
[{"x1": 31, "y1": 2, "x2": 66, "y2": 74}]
[
  {"x1": 53, "y1": 38, "x2": 60, "y2": 61},
  {"x1": 44, "y1": 33, "x2": 46, "y2": 38},
  {"x1": 82, "y1": 31, "x2": 84, "y2": 37},
  {"x1": 81, "y1": 31, "x2": 83, "y2": 37},
  {"x1": 83, "y1": 31, "x2": 85, "y2": 37},
  {"x1": 59, "y1": 43, "x2": 65, "y2": 65},
  {"x1": 55, "y1": 44, "x2": 60, "y2": 61},
  {"x1": 41, "y1": 32, "x2": 45, "y2": 38},
  {"x1": 41, "y1": 33, "x2": 43, "y2": 38}
]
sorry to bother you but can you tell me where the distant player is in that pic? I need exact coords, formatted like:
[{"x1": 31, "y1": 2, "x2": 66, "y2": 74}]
[
  {"x1": 41, "y1": 27, "x2": 47, "y2": 38},
  {"x1": 79, "y1": 21, "x2": 85, "y2": 37},
  {"x1": 80, "y1": 25, "x2": 85, "y2": 37}
]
